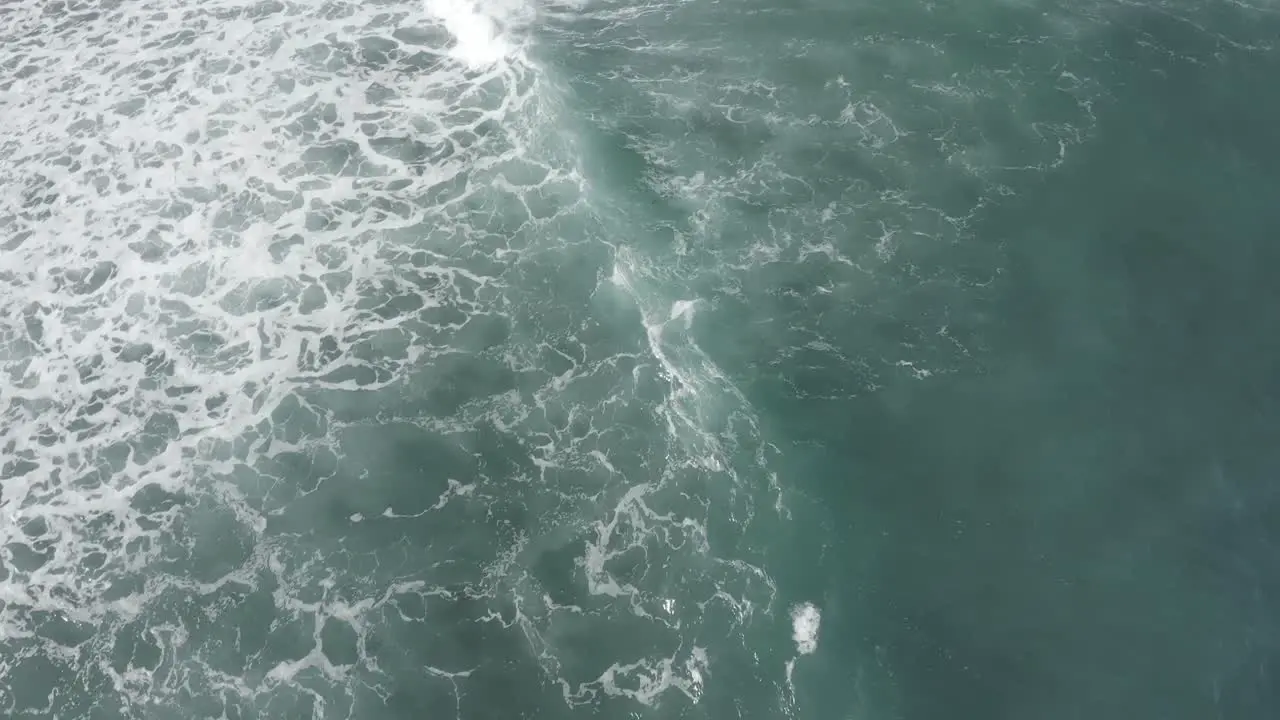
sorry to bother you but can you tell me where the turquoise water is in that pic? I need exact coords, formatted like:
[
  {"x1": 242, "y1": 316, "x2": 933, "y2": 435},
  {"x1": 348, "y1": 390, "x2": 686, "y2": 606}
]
[{"x1": 2, "y1": 0, "x2": 1279, "y2": 717}]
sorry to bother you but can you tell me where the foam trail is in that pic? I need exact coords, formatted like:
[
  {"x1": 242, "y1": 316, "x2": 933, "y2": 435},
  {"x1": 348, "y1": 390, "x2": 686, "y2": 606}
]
[
  {"x1": 784, "y1": 601, "x2": 821, "y2": 707},
  {"x1": 0, "y1": 0, "x2": 551, "y2": 715},
  {"x1": 0, "y1": 0, "x2": 795, "y2": 717}
]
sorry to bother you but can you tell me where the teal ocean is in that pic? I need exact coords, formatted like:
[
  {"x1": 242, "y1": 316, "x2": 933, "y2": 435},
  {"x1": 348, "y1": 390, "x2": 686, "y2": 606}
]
[{"x1": 2, "y1": 0, "x2": 1279, "y2": 718}]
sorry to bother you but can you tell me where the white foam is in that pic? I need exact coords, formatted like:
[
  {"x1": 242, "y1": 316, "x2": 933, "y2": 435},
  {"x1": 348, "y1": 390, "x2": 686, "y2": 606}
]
[
  {"x1": 0, "y1": 0, "x2": 802, "y2": 715},
  {"x1": 0, "y1": 0, "x2": 553, "y2": 711},
  {"x1": 791, "y1": 601, "x2": 821, "y2": 655},
  {"x1": 426, "y1": 0, "x2": 513, "y2": 69},
  {"x1": 564, "y1": 645, "x2": 709, "y2": 706}
]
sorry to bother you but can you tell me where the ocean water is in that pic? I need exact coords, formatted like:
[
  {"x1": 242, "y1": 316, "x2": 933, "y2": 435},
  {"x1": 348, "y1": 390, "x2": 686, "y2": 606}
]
[{"x1": 2, "y1": 0, "x2": 1279, "y2": 718}]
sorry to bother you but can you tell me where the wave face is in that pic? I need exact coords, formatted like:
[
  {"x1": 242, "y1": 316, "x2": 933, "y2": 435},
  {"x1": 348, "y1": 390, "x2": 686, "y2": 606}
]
[{"x1": 3, "y1": 0, "x2": 1280, "y2": 718}]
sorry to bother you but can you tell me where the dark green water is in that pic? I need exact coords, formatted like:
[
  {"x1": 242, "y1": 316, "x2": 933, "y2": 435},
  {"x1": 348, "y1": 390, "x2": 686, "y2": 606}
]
[{"x1": 1, "y1": 0, "x2": 1278, "y2": 718}]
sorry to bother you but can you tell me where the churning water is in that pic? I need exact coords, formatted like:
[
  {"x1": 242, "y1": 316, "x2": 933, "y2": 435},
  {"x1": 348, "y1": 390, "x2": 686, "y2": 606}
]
[{"x1": 3, "y1": 1, "x2": 1280, "y2": 718}]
